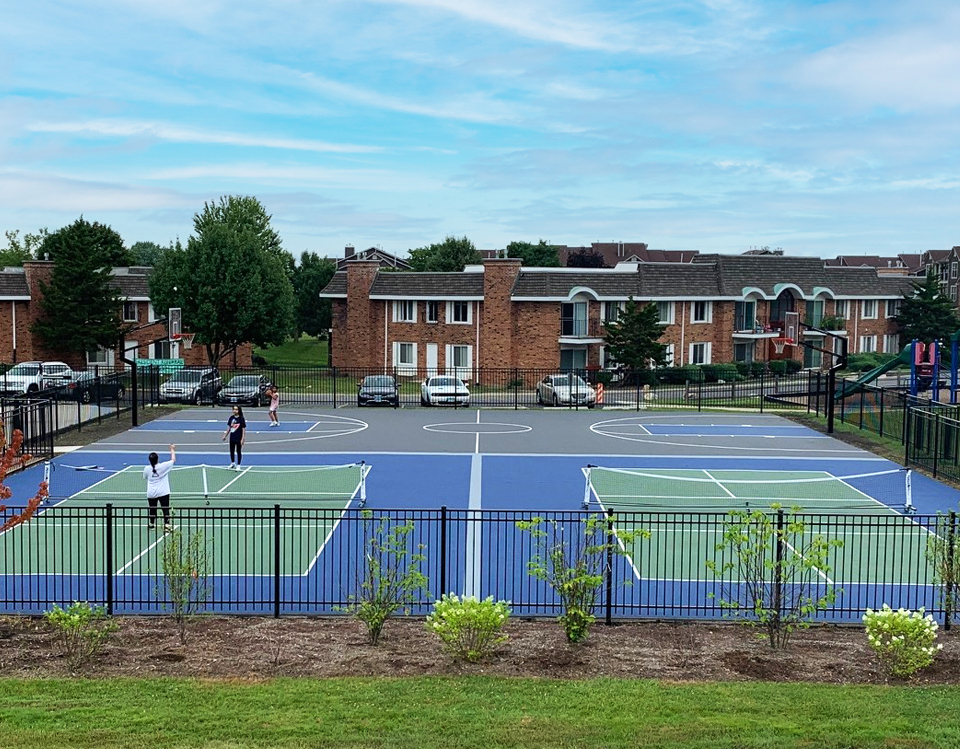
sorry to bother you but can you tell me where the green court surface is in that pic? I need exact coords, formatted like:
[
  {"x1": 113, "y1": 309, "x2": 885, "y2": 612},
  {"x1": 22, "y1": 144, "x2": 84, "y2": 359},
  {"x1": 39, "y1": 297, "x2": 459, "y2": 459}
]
[
  {"x1": 1, "y1": 464, "x2": 369, "y2": 577},
  {"x1": 587, "y1": 467, "x2": 935, "y2": 586}
]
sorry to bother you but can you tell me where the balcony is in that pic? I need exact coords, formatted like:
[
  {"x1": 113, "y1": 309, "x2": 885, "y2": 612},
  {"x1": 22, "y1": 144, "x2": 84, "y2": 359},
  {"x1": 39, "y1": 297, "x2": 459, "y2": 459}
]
[
  {"x1": 732, "y1": 316, "x2": 778, "y2": 340},
  {"x1": 559, "y1": 317, "x2": 604, "y2": 343}
]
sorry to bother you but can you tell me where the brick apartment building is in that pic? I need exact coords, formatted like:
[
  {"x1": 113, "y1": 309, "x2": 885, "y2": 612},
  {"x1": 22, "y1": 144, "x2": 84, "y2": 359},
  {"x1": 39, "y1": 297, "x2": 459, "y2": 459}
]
[
  {"x1": 320, "y1": 254, "x2": 914, "y2": 374},
  {"x1": 0, "y1": 261, "x2": 249, "y2": 370}
]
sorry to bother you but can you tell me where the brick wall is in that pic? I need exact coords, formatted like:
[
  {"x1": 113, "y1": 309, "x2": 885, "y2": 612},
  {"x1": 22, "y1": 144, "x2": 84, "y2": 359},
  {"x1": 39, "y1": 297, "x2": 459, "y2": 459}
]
[
  {"x1": 480, "y1": 259, "x2": 521, "y2": 368},
  {"x1": 344, "y1": 261, "x2": 381, "y2": 369},
  {"x1": 386, "y1": 303, "x2": 478, "y2": 370}
]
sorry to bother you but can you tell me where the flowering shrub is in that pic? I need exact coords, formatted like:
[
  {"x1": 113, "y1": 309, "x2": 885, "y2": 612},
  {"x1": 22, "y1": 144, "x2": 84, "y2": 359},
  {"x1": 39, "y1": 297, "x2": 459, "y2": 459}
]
[
  {"x1": 426, "y1": 594, "x2": 510, "y2": 662},
  {"x1": 44, "y1": 601, "x2": 118, "y2": 671},
  {"x1": 863, "y1": 604, "x2": 943, "y2": 677}
]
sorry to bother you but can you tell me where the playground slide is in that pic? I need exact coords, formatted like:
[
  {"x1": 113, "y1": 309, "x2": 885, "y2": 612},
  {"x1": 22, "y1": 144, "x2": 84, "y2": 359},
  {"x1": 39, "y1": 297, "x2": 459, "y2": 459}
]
[{"x1": 835, "y1": 346, "x2": 912, "y2": 399}]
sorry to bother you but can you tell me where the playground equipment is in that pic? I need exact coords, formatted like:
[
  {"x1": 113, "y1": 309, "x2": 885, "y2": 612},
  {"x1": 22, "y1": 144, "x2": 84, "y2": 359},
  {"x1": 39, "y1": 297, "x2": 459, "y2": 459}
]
[{"x1": 835, "y1": 338, "x2": 950, "y2": 400}]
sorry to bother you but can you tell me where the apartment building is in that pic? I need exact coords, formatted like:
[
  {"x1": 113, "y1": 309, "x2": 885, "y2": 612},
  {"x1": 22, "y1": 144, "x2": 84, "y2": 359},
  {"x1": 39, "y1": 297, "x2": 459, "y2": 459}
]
[{"x1": 320, "y1": 254, "x2": 913, "y2": 373}]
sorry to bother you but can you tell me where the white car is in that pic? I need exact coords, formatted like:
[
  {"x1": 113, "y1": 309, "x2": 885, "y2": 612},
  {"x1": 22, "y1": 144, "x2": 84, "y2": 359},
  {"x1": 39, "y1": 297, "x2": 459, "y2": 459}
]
[
  {"x1": 536, "y1": 373, "x2": 597, "y2": 407},
  {"x1": 420, "y1": 376, "x2": 470, "y2": 407},
  {"x1": 0, "y1": 361, "x2": 74, "y2": 396}
]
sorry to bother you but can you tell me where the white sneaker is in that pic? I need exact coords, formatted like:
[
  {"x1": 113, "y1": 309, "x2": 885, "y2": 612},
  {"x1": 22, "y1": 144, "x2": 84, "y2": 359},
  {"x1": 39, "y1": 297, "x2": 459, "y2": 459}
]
[
  {"x1": 164, "y1": 523, "x2": 174, "y2": 533},
  {"x1": 229, "y1": 462, "x2": 235, "y2": 469}
]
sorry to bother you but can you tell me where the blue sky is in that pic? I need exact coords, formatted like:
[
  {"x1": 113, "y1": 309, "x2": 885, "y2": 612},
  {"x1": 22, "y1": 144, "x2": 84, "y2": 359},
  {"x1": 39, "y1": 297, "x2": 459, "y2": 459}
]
[{"x1": 2, "y1": 1, "x2": 959, "y2": 259}]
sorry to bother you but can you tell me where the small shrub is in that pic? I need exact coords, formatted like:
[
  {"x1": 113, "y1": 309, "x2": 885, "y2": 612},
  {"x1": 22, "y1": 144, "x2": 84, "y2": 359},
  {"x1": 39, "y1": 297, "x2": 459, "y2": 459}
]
[
  {"x1": 864, "y1": 605, "x2": 942, "y2": 677},
  {"x1": 158, "y1": 529, "x2": 212, "y2": 645},
  {"x1": 749, "y1": 361, "x2": 767, "y2": 377},
  {"x1": 768, "y1": 360, "x2": 788, "y2": 376},
  {"x1": 595, "y1": 371, "x2": 614, "y2": 386},
  {"x1": 426, "y1": 594, "x2": 510, "y2": 662},
  {"x1": 785, "y1": 359, "x2": 803, "y2": 374},
  {"x1": 44, "y1": 601, "x2": 118, "y2": 670}
]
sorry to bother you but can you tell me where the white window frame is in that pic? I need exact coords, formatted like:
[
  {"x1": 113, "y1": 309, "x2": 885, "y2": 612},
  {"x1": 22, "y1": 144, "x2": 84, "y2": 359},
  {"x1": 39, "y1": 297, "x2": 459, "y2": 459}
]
[
  {"x1": 835, "y1": 300, "x2": 848, "y2": 319},
  {"x1": 147, "y1": 303, "x2": 157, "y2": 322},
  {"x1": 861, "y1": 300, "x2": 877, "y2": 319},
  {"x1": 656, "y1": 301, "x2": 675, "y2": 325},
  {"x1": 87, "y1": 347, "x2": 113, "y2": 367},
  {"x1": 664, "y1": 343, "x2": 675, "y2": 367},
  {"x1": 446, "y1": 301, "x2": 472, "y2": 325},
  {"x1": 885, "y1": 300, "x2": 901, "y2": 318},
  {"x1": 690, "y1": 300, "x2": 712, "y2": 324},
  {"x1": 883, "y1": 334, "x2": 900, "y2": 354},
  {"x1": 122, "y1": 301, "x2": 138, "y2": 322},
  {"x1": 600, "y1": 345, "x2": 617, "y2": 370},
  {"x1": 689, "y1": 341, "x2": 711, "y2": 365},
  {"x1": 602, "y1": 301, "x2": 625, "y2": 325},
  {"x1": 952, "y1": 261, "x2": 958, "y2": 280},
  {"x1": 426, "y1": 301, "x2": 439, "y2": 324},
  {"x1": 392, "y1": 341, "x2": 417, "y2": 374},
  {"x1": 953, "y1": 286, "x2": 959, "y2": 303},
  {"x1": 859, "y1": 335, "x2": 877, "y2": 353},
  {"x1": 393, "y1": 300, "x2": 417, "y2": 323},
  {"x1": 445, "y1": 343, "x2": 472, "y2": 375}
]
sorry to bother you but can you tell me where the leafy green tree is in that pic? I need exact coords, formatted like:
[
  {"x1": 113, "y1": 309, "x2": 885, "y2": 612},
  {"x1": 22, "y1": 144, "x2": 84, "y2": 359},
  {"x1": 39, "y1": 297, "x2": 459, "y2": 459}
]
[
  {"x1": 1, "y1": 229, "x2": 47, "y2": 266},
  {"x1": 292, "y1": 251, "x2": 336, "y2": 337},
  {"x1": 506, "y1": 239, "x2": 560, "y2": 267},
  {"x1": 896, "y1": 271, "x2": 960, "y2": 345},
  {"x1": 128, "y1": 241, "x2": 167, "y2": 266},
  {"x1": 566, "y1": 247, "x2": 606, "y2": 268},
  {"x1": 148, "y1": 196, "x2": 296, "y2": 364},
  {"x1": 407, "y1": 235, "x2": 480, "y2": 272},
  {"x1": 602, "y1": 298, "x2": 668, "y2": 378},
  {"x1": 33, "y1": 218, "x2": 123, "y2": 358},
  {"x1": 40, "y1": 218, "x2": 132, "y2": 266}
]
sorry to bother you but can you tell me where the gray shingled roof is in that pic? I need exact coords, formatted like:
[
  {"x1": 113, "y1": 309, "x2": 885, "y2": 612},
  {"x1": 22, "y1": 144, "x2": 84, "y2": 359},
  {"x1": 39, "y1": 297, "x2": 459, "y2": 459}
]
[
  {"x1": 320, "y1": 271, "x2": 347, "y2": 297},
  {"x1": 637, "y1": 263, "x2": 721, "y2": 297},
  {"x1": 0, "y1": 269, "x2": 29, "y2": 298},
  {"x1": 511, "y1": 271, "x2": 640, "y2": 299},
  {"x1": 370, "y1": 271, "x2": 484, "y2": 298},
  {"x1": 110, "y1": 267, "x2": 152, "y2": 299}
]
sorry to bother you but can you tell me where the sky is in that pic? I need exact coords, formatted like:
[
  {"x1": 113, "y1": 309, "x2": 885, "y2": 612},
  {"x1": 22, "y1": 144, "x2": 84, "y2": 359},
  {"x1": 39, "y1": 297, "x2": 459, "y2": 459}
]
[{"x1": 1, "y1": 1, "x2": 959, "y2": 260}]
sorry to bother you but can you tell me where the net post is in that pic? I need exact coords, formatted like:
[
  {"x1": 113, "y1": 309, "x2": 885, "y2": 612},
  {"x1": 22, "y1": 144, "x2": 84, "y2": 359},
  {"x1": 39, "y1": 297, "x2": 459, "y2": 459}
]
[
  {"x1": 202, "y1": 465, "x2": 209, "y2": 499},
  {"x1": 904, "y1": 469, "x2": 914, "y2": 514},
  {"x1": 105, "y1": 503, "x2": 114, "y2": 615},
  {"x1": 439, "y1": 505, "x2": 448, "y2": 597},
  {"x1": 605, "y1": 507, "x2": 614, "y2": 626},
  {"x1": 43, "y1": 461, "x2": 51, "y2": 502},
  {"x1": 358, "y1": 461, "x2": 367, "y2": 507},
  {"x1": 273, "y1": 504, "x2": 282, "y2": 619},
  {"x1": 582, "y1": 465, "x2": 593, "y2": 509}
]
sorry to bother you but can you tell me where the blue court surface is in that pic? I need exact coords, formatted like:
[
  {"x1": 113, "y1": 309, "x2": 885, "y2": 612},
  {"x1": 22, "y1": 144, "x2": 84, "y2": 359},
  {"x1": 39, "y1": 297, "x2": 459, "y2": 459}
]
[{"x1": 3, "y1": 410, "x2": 960, "y2": 622}]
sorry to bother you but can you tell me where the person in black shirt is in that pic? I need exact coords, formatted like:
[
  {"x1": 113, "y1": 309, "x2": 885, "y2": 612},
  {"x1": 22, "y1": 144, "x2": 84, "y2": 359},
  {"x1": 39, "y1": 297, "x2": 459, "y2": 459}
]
[{"x1": 221, "y1": 405, "x2": 246, "y2": 469}]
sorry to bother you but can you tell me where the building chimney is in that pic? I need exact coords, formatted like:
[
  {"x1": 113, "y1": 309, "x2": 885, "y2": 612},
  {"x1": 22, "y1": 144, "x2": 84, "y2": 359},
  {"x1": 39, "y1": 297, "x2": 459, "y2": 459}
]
[{"x1": 345, "y1": 245, "x2": 355, "y2": 259}]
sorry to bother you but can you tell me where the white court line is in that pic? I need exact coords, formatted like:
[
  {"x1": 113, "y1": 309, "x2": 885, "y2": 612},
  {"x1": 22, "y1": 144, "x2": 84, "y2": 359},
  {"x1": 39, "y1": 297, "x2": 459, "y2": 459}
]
[
  {"x1": 216, "y1": 466, "x2": 251, "y2": 493},
  {"x1": 116, "y1": 531, "x2": 169, "y2": 575},
  {"x1": 583, "y1": 466, "x2": 644, "y2": 583},
  {"x1": 303, "y1": 463, "x2": 371, "y2": 576},
  {"x1": 464, "y1": 453, "x2": 482, "y2": 597},
  {"x1": 702, "y1": 470, "x2": 737, "y2": 499},
  {"x1": 475, "y1": 409, "x2": 481, "y2": 454}
]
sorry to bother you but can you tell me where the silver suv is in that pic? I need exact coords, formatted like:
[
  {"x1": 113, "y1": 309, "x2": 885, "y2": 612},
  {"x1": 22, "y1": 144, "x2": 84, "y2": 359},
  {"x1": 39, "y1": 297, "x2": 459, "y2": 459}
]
[{"x1": 159, "y1": 367, "x2": 222, "y2": 405}]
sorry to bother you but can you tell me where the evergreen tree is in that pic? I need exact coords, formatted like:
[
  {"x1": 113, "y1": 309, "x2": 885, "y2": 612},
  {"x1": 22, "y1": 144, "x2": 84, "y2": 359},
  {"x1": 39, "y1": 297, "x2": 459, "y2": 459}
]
[
  {"x1": 505, "y1": 239, "x2": 560, "y2": 267},
  {"x1": 602, "y1": 298, "x2": 668, "y2": 377},
  {"x1": 896, "y1": 271, "x2": 960, "y2": 345},
  {"x1": 292, "y1": 251, "x2": 336, "y2": 337},
  {"x1": 407, "y1": 235, "x2": 480, "y2": 272},
  {"x1": 40, "y1": 218, "x2": 132, "y2": 266},
  {"x1": 33, "y1": 218, "x2": 123, "y2": 358},
  {"x1": 128, "y1": 241, "x2": 167, "y2": 266},
  {"x1": 148, "y1": 196, "x2": 296, "y2": 364}
]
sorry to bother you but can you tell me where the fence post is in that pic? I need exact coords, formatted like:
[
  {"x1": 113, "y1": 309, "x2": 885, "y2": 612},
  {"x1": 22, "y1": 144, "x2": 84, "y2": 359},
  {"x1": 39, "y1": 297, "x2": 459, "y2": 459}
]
[
  {"x1": 858, "y1": 388, "x2": 865, "y2": 430},
  {"x1": 879, "y1": 391, "x2": 885, "y2": 438},
  {"x1": 934, "y1": 413, "x2": 941, "y2": 478},
  {"x1": 514, "y1": 368, "x2": 519, "y2": 410},
  {"x1": 605, "y1": 508, "x2": 614, "y2": 626},
  {"x1": 439, "y1": 505, "x2": 448, "y2": 597},
  {"x1": 273, "y1": 504, "x2": 282, "y2": 618},
  {"x1": 332, "y1": 367, "x2": 338, "y2": 409},
  {"x1": 697, "y1": 377, "x2": 702, "y2": 412},
  {"x1": 105, "y1": 504, "x2": 114, "y2": 615},
  {"x1": 945, "y1": 511, "x2": 958, "y2": 631},
  {"x1": 774, "y1": 509, "x2": 785, "y2": 633},
  {"x1": 904, "y1": 406, "x2": 912, "y2": 467}
]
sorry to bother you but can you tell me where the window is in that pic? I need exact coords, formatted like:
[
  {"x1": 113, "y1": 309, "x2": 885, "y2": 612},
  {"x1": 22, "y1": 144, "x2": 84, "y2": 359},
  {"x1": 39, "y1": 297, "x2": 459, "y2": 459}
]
[
  {"x1": 884, "y1": 334, "x2": 900, "y2": 354},
  {"x1": 953, "y1": 286, "x2": 958, "y2": 303},
  {"x1": 691, "y1": 301, "x2": 712, "y2": 323},
  {"x1": 122, "y1": 301, "x2": 138, "y2": 322},
  {"x1": 602, "y1": 302, "x2": 624, "y2": 324},
  {"x1": 87, "y1": 347, "x2": 112, "y2": 366},
  {"x1": 859, "y1": 335, "x2": 877, "y2": 353},
  {"x1": 560, "y1": 302, "x2": 588, "y2": 336},
  {"x1": 734, "y1": 301, "x2": 756, "y2": 332},
  {"x1": 663, "y1": 343, "x2": 675, "y2": 367},
  {"x1": 861, "y1": 300, "x2": 877, "y2": 319},
  {"x1": 446, "y1": 301, "x2": 472, "y2": 324},
  {"x1": 805, "y1": 300, "x2": 824, "y2": 328},
  {"x1": 445, "y1": 344, "x2": 472, "y2": 374},
  {"x1": 147, "y1": 303, "x2": 157, "y2": 322},
  {"x1": 656, "y1": 301, "x2": 675, "y2": 325},
  {"x1": 153, "y1": 340, "x2": 172, "y2": 359},
  {"x1": 392, "y1": 341, "x2": 417, "y2": 374},
  {"x1": 885, "y1": 300, "x2": 902, "y2": 318},
  {"x1": 835, "y1": 300, "x2": 848, "y2": 319},
  {"x1": 426, "y1": 301, "x2": 439, "y2": 323},
  {"x1": 953, "y1": 262, "x2": 958, "y2": 280},
  {"x1": 600, "y1": 346, "x2": 617, "y2": 370},
  {"x1": 393, "y1": 300, "x2": 417, "y2": 323},
  {"x1": 733, "y1": 342, "x2": 753, "y2": 363},
  {"x1": 690, "y1": 342, "x2": 711, "y2": 365}
]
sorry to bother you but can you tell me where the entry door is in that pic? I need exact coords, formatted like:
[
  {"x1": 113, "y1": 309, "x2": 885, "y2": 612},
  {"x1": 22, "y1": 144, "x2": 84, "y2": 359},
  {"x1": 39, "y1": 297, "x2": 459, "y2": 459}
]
[{"x1": 426, "y1": 343, "x2": 438, "y2": 377}]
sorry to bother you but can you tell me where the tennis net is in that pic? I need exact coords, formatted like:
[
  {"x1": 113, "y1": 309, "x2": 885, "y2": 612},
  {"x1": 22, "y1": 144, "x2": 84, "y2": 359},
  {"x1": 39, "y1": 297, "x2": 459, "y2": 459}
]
[{"x1": 583, "y1": 466, "x2": 912, "y2": 513}]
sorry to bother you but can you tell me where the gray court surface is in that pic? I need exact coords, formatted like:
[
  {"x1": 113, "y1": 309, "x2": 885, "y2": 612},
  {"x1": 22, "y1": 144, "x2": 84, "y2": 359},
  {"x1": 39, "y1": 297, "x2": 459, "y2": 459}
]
[{"x1": 87, "y1": 406, "x2": 868, "y2": 458}]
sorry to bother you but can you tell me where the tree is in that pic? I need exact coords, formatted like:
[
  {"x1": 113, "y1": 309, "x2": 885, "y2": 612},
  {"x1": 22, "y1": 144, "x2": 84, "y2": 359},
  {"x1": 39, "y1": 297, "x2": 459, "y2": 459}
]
[
  {"x1": 0, "y1": 422, "x2": 49, "y2": 533},
  {"x1": 407, "y1": 235, "x2": 480, "y2": 272},
  {"x1": 33, "y1": 218, "x2": 124, "y2": 359},
  {"x1": 148, "y1": 196, "x2": 296, "y2": 364},
  {"x1": 41, "y1": 218, "x2": 132, "y2": 266},
  {"x1": 1, "y1": 229, "x2": 47, "y2": 266},
  {"x1": 896, "y1": 271, "x2": 960, "y2": 345},
  {"x1": 292, "y1": 252, "x2": 336, "y2": 337},
  {"x1": 602, "y1": 298, "x2": 668, "y2": 378},
  {"x1": 128, "y1": 241, "x2": 167, "y2": 266},
  {"x1": 566, "y1": 247, "x2": 607, "y2": 268},
  {"x1": 505, "y1": 240, "x2": 560, "y2": 267}
]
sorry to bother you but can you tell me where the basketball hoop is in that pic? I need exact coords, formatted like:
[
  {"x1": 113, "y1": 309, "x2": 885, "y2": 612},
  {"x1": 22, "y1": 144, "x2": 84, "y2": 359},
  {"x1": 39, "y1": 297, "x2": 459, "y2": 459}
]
[
  {"x1": 772, "y1": 337, "x2": 792, "y2": 355},
  {"x1": 178, "y1": 332, "x2": 195, "y2": 350}
]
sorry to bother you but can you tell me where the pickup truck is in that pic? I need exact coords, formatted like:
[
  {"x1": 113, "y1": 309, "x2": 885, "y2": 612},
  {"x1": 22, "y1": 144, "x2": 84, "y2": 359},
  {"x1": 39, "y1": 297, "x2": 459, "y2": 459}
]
[{"x1": 0, "y1": 361, "x2": 74, "y2": 396}]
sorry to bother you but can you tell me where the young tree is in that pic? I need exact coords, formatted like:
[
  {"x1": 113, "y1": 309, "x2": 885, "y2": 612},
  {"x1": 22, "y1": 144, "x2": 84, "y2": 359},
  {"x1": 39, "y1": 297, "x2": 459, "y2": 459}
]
[
  {"x1": 1, "y1": 229, "x2": 48, "y2": 266},
  {"x1": 896, "y1": 271, "x2": 960, "y2": 344},
  {"x1": 148, "y1": 196, "x2": 296, "y2": 364},
  {"x1": 566, "y1": 247, "x2": 606, "y2": 268},
  {"x1": 128, "y1": 241, "x2": 168, "y2": 266},
  {"x1": 292, "y1": 251, "x2": 336, "y2": 337},
  {"x1": 505, "y1": 240, "x2": 560, "y2": 267},
  {"x1": 602, "y1": 298, "x2": 668, "y2": 378},
  {"x1": 0, "y1": 422, "x2": 49, "y2": 533},
  {"x1": 33, "y1": 218, "x2": 124, "y2": 359},
  {"x1": 407, "y1": 235, "x2": 481, "y2": 272},
  {"x1": 40, "y1": 218, "x2": 132, "y2": 266}
]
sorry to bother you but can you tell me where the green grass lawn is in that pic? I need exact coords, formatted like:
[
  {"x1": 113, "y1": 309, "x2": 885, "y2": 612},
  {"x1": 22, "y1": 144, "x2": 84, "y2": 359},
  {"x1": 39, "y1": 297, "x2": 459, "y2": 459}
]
[
  {"x1": 3, "y1": 677, "x2": 960, "y2": 748},
  {"x1": 254, "y1": 335, "x2": 328, "y2": 367}
]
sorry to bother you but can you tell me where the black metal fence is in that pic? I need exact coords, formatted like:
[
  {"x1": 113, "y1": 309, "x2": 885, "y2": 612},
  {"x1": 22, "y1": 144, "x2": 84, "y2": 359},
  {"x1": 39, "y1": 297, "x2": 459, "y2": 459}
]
[
  {"x1": 0, "y1": 398, "x2": 54, "y2": 463},
  {"x1": 1, "y1": 506, "x2": 953, "y2": 626}
]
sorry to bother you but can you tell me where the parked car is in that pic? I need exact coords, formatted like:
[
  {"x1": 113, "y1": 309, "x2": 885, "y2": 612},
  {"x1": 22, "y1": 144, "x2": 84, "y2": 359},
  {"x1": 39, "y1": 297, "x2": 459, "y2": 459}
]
[
  {"x1": 216, "y1": 375, "x2": 272, "y2": 406},
  {"x1": 357, "y1": 375, "x2": 399, "y2": 407},
  {"x1": 61, "y1": 371, "x2": 127, "y2": 403},
  {"x1": 159, "y1": 367, "x2": 222, "y2": 405},
  {"x1": 0, "y1": 361, "x2": 75, "y2": 396},
  {"x1": 420, "y1": 376, "x2": 470, "y2": 407},
  {"x1": 536, "y1": 373, "x2": 596, "y2": 408}
]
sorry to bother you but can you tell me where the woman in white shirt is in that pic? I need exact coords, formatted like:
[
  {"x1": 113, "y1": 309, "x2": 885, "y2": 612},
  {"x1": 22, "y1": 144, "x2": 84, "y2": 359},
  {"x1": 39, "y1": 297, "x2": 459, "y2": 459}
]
[{"x1": 143, "y1": 444, "x2": 176, "y2": 532}]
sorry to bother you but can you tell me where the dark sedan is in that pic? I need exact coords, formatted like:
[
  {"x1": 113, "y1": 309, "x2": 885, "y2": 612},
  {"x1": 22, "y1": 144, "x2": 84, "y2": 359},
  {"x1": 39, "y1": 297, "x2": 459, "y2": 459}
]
[
  {"x1": 357, "y1": 375, "x2": 399, "y2": 407},
  {"x1": 58, "y1": 372, "x2": 127, "y2": 404},
  {"x1": 216, "y1": 375, "x2": 272, "y2": 406}
]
